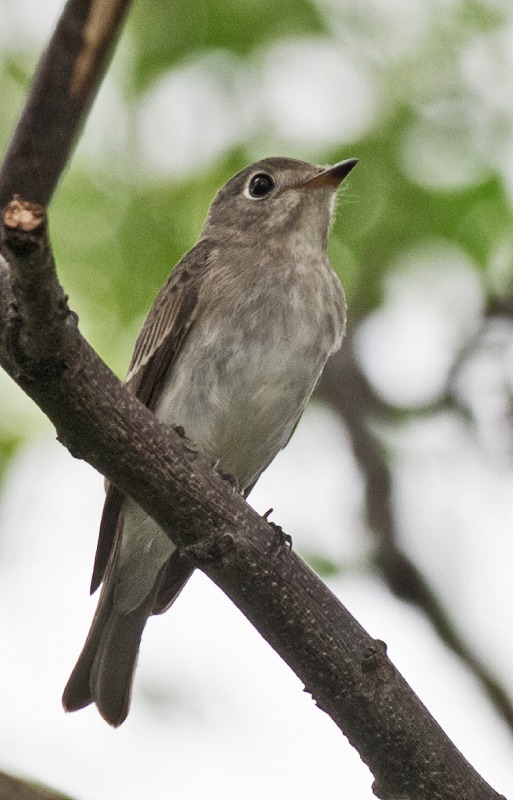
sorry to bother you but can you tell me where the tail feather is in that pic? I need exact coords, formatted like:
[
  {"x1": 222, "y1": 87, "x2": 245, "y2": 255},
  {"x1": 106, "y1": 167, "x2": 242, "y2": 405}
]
[
  {"x1": 62, "y1": 581, "x2": 114, "y2": 714},
  {"x1": 63, "y1": 555, "x2": 194, "y2": 726},
  {"x1": 152, "y1": 550, "x2": 194, "y2": 614},
  {"x1": 90, "y1": 600, "x2": 153, "y2": 727},
  {"x1": 62, "y1": 582, "x2": 153, "y2": 727}
]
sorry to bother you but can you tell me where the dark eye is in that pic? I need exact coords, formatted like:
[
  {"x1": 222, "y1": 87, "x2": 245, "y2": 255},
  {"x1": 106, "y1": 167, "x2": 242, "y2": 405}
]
[{"x1": 247, "y1": 173, "x2": 275, "y2": 198}]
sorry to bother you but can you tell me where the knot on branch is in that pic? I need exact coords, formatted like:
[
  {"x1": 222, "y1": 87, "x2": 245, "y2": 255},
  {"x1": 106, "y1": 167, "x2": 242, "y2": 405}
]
[
  {"x1": 185, "y1": 532, "x2": 236, "y2": 566},
  {"x1": 358, "y1": 639, "x2": 396, "y2": 699},
  {"x1": 2, "y1": 197, "x2": 46, "y2": 252},
  {"x1": 0, "y1": 194, "x2": 78, "y2": 386}
]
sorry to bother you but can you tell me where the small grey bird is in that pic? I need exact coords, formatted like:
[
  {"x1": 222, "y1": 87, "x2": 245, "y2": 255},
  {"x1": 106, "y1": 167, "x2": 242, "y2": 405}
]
[{"x1": 62, "y1": 156, "x2": 358, "y2": 726}]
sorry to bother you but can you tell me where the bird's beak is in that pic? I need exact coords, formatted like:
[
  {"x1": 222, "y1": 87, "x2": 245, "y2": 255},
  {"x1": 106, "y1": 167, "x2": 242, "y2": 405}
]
[{"x1": 299, "y1": 158, "x2": 359, "y2": 190}]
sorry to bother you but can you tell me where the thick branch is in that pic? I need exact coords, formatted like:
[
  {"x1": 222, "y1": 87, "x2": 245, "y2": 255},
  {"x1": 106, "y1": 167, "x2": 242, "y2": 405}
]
[
  {"x1": 0, "y1": 201, "x2": 505, "y2": 800},
  {"x1": 0, "y1": 0, "x2": 132, "y2": 208}
]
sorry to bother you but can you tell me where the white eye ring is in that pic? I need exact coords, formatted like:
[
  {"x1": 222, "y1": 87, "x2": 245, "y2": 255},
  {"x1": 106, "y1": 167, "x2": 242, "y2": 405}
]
[{"x1": 244, "y1": 172, "x2": 275, "y2": 200}]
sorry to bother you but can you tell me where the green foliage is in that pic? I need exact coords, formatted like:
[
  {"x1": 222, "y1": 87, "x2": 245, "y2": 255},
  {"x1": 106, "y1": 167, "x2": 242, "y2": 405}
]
[
  {"x1": 129, "y1": 0, "x2": 326, "y2": 93},
  {"x1": 302, "y1": 552, "x2": 342, "y2": 578},
  {"x1": 0, "y1": 55, "x2": 31, "y2": 150},
  {"x1": 0, "y1": 434, "x2": 22, "y2": 483}
]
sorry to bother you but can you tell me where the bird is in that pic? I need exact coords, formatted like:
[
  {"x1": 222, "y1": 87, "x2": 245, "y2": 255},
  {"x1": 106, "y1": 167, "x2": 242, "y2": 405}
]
[{"x1": 62, "y1": 155, "x2": 358, "y2": 726}]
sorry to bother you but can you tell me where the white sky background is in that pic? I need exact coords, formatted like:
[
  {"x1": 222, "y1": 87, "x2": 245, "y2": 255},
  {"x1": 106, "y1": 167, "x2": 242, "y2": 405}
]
[
  {"x1": 1, "y1": 410, "x2": 513, "y2": 800},
  {"x1": 1, "y1": 0, "x2": 513, "y2": 798}
]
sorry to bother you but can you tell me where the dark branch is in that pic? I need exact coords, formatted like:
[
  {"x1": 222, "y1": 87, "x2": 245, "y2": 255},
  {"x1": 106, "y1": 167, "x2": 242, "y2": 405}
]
[
  {"x1": 0, "y1": 198, "x2": 505, "y2": 800},
  {"x1": 0, "y1": 0, "x2": 132, "y2": 208},
  {"x1": 2, "y1": 197, "x2": 72, "y2": 375}
]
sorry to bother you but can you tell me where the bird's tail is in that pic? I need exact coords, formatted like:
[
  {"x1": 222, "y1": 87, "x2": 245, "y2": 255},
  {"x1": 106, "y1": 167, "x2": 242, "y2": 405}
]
[
  {"x1": 62, "y1": 577, "x2": 155, "y2": 727},
  {"x1": 62, "y1": 550, "x2": 194, "y2": 727}
]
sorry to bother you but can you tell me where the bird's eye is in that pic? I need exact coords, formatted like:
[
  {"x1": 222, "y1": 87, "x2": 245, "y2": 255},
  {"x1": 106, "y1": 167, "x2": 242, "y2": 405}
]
[{"x1": 247, "y1": 173, "x2": 275, "y2": 199}]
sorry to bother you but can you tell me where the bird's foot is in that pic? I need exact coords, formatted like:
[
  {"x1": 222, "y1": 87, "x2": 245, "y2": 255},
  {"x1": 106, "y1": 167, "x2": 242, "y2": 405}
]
[
  {"x1": 213, "y1": 462, "x2": 240, "y2": 492},
  {"x1": 263, "y1": 509, "x2": 292, "y2": 553}
]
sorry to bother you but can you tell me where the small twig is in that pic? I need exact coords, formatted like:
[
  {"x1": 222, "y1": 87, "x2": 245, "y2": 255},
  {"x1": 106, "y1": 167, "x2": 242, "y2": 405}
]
[{"x1": 1, "y1": 198, "x2": 74, "y2": 380}]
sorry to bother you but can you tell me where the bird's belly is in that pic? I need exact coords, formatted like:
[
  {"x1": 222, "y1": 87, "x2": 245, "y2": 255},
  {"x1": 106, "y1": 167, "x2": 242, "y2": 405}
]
[
  {"x1": 116, "y1": 336, "x2": 307, "y2": 613},
  {"x1": 155, "y1": 326, "x2": 324, "y2": 490}
]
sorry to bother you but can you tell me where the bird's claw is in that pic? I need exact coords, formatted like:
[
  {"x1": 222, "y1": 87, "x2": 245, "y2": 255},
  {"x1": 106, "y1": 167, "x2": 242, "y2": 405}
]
[
  {"x1": 264, "y1": 510, "x2": 292, "y2": 553},
  {"x1": 215, "y1": 464, "x2": 240, "y2": 492}
]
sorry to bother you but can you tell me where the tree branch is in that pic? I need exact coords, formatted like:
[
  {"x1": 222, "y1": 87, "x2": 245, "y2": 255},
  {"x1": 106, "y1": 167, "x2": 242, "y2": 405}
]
[{"x1": 0, "y1": 0, "x2": 132, "y2": 208}]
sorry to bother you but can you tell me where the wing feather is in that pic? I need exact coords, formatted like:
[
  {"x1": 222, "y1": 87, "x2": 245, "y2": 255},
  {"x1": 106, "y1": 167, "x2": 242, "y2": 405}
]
[{"x1": 90, "y1": 242, "x2": 209, "y2": 593}]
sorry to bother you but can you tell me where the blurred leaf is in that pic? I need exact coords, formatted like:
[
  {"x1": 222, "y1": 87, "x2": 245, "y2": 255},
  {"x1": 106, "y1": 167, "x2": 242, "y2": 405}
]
[
  {"x1": 2, "y1": 54, "x2": 33, "y2": 88},
  {"x1": 0, "y1": 58, "x2": 31, "y2": 153},
  {"x1": 459, "y1": 0, "x2": 510, "y2": 31},
  {"x1": 303, "y1": 552, "x2": 341, "y2": 578},
  {"x1": 128, "y1": 0, "x2": 326, "y2": 92},
  {"x1": 331, "y1": 117, "x2": 513, "y2": 321},
  {"x1": 0, "y1": 433, "x2": 22, "y2": 483}
]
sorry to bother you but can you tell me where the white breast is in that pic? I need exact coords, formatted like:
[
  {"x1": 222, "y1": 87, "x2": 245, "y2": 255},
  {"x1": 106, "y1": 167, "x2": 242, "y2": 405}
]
[{"x1": 155, "y1": 258, "x2": 345, "y2": 489}]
